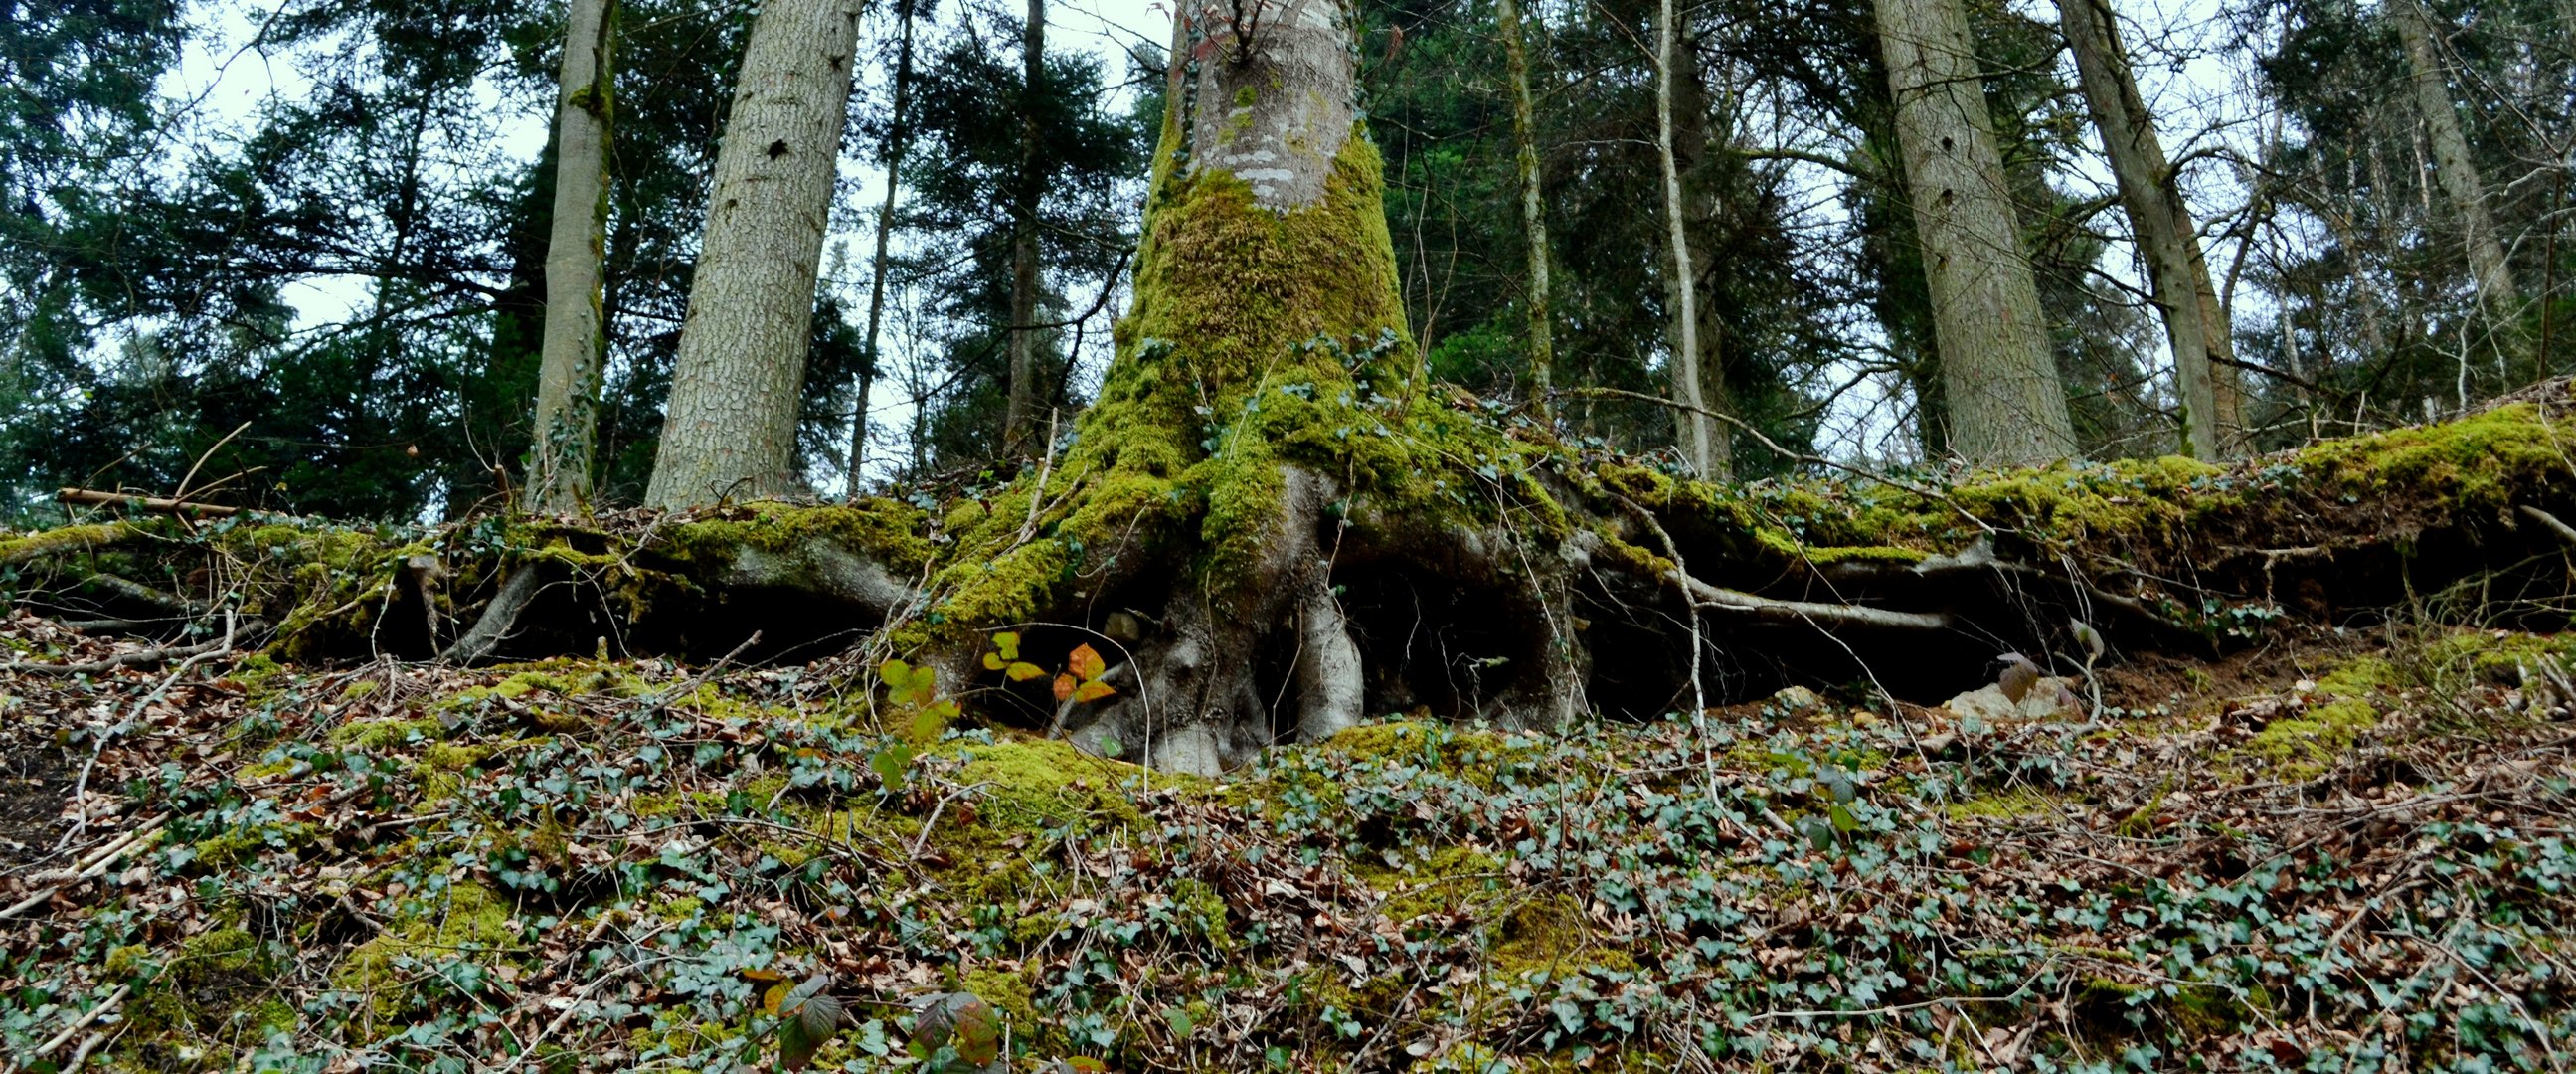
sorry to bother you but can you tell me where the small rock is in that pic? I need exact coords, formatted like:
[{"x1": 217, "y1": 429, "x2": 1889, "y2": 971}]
[{"x1": 1769, "y1": 685, "x2": 1825, "y2": 713}]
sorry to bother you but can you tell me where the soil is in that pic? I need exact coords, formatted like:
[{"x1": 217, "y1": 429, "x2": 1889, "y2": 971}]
[{"x1": 0, "y1": 729, "x2": 68, "y2": 867}]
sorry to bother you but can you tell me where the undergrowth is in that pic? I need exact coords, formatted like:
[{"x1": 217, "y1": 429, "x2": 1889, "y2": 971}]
[{"x1": 3, "y1": 612, "x2": 2572, "y2": 1072}]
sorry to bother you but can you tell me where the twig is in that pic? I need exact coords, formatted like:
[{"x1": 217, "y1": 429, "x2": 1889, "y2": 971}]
[
  {"x1": 18, "y1": 984, "x2": 128, "y2": 1067},
  {"x1": 11, "y1": 635, "x2": 244, "y2": 675},
  {"x1": 1666, "y1": 571, "x2": 1952, "y2": 631},
  {"x1": 1018, "y1": 408, "x2": 1061, "y2": 546},
  {"x1": 55, "y1": 487, "x2": 240, "y2": 518},
  {"x1": 910, "y1": 782, "x2": 993, "y2": 858},
  {"x1": 2518, "y1": 504, "x2": 2576, "y2": 547},
  {"x1": 655, "y1": 630, "x2": 765, "y2": 706}
]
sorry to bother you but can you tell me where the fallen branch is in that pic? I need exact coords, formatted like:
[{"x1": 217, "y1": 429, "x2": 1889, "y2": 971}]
[
  {"x1": 11, "y1": 984, "x2": 127, "y2": 1071},
  {"x1": 1667, "y1": 570, "x2": 1953, "y2": 631},
  {"x1": 8, "y1": 632, "x2": 252, "y2": 676},
  {"x1": 2518, "y1": 504, "x2": 2576, "y2": 547},
  {"x1": 0, "y1": 818, "x2": 169, "y2": 921},
  {"x1": 56, "y1": 487, "x2": 240, "y2": 518}
]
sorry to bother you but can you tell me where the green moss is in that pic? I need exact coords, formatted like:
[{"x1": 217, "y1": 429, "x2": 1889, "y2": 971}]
[
  {"x1": 660, "y1": 500, "x2": 937, "y2": 574},
  {"x1": 330, "y1": 715, "x2": 444, "y2": 749},
  {"x1": 2232, "y1": 698, "x2": 2378, "y2": 780},
  {"x1": 959, "y1": 967, "x2": 1036, "y2": 1037},
  {"x1": 1946, "y1": 788, "x2": 2063, "y2": 821},
  {"x1": 946, "y1": 736, "x2": 1147, "y2": 833},
  {"x1": 1317, "y1": 720, "x2": 1526, "y2": 791},
  {"x1": 190, "y1": 820, "x2": 314, "y2": 868},
  {"x1": 1374, "y1": 846, "x2": 1504, "y2": 924},
  {"x1": 120, "y1": 926, "x2": 295, "y2": 1060},
  {"x1": 1487, "y1": 893, "x2": 1632, "y2": 977},
  {"x1": 2295, "y1": 402, "x2": 2570, "y2": 506},
  {"x1": 335, "y1": 881, "x2": 521, "y2": 1018},
  {"x1": 2317, "y1": 656, "x2": 2398, "y2": 698},
  {"x1": 1168, "y1": 877, "x2": 1236, "y2": 950},
  {"x1": 0, "y1": 520, "x2": 141, "y2": 563}
]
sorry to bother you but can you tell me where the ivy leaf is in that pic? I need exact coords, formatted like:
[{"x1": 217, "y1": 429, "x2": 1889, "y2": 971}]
[
  {"x1": 1067, "y1": 643, "x2": 1108, "y2": 681},
  {"x1": 1073, "y1": 680, "x2": 1116, "y2": 703},
  {"x1": 869, "y1": 743, "x2": 914, "y2": 789},
  {"x1": 982, "y1": 651, "x2": 1007, "y2": 671},
  {"x1": 1053, "y1": 672, "x2": 1078, "y2": 702},
  {"x1": 992, "y1": 630, "x2": 1021, "y2": 661},
  {"x1": 1006, "y1": 661, "x2": 1047, "y2": 682},
  {"x1": 877, "y1": 658, "x2": 913, "y2": 689}
]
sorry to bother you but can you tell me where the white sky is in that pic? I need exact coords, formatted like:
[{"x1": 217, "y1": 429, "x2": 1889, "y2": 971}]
[{"x1": 157, "y1": 0, "x2": 2276, "y2": 488}]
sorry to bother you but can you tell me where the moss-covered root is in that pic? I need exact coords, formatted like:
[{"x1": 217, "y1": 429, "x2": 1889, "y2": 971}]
[{"x1": 1062, "y1": 465, "x2": 1361, "y2": 775}]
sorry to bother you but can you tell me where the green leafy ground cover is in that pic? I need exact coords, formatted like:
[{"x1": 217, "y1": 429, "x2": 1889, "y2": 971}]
[{"x1": 3, "y1": 609, "x2": 2572, "y2": 1072}]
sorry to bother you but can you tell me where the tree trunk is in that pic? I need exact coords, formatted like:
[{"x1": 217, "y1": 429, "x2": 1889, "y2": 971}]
[
  {"x1": 2392, "y1": 0, "x2": 2522, "y2": 325},
  {"x1": 2055, "y1": 0, "x2": 2238, "y2": 460},
  {"x1": 1875, "y1": 0, "x2": 2078, "y2": 466},
  {"x1": 847, "y1": 0, "x2": 921, "y2": 497},
  {"x1": 524, "y1": 0, "x2": 618, "y2": 514},
  {"x1": 1496, "y1": 0, "x2": 1555, "y2": 422},
  {"x1": 1003, "y1": 0, "x2": 1047, "y2": 450},
  {"x1": 1655, "y1": 0, "x2": 1721, "y2": 478},
  {"x1": 643, "y1": 0, "x2": 864, "y2": 508}
]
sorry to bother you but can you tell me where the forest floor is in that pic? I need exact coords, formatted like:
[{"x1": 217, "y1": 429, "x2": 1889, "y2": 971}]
[{"x1": 1, "y1": 603, "x2": 2573, "y2": 1072}]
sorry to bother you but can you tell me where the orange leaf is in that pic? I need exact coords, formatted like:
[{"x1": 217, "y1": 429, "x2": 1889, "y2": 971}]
[
  {"x1": 1073, "y1": 680, "x2": 1116, "y2": 703},
  {"x1": 1068, "y1": 643, "x2": 1107, "y2": 681},
  {"x1": 1053, "y1": 673, "x2": 1078, "y2": 702}
]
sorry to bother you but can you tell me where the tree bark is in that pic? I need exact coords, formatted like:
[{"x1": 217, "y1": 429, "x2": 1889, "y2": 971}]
[
  {"x1": 644, "y1": 0, "x2": 864, "y2": 508},
  {"x1": 2392, "y1": 0, "x2": 2522, "y2": 324},
  {"x1": 1496, "y1": 0, "x2": 1555, "y2": 423},
  {"x1": 1003, "y1": 0, "x2": 1046, "y2": 449},
  {"x1": 1875, "y1": 0, "x2": 2078, "y2": 466},
  {"x1": 525, "y1": 0, "x2": 618, "y2": 514},
  {"x1": 1655, "y1": 0, "x2": 1720, "y2": 478},
  {"x1": 846, "y1": 0, "x2": 921, "y2": 497},
  {"x1": 2055, "y1": 0, "x2": 2238, "y2": 460}
]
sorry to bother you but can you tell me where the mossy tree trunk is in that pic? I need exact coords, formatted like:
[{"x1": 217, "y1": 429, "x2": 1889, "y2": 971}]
[
  {"x1": 524, "y1": 0, "x2": 617, "y2": 514},
  {"x1": 1497, "y1": 0, "x2": 1555, "y2": 421},
  {"x1": 645, "y1": 0, "x2": 864, "y2": 508},
  {"x1": 1876, "y1": 0, "x2": 2078, "y2": 466}
]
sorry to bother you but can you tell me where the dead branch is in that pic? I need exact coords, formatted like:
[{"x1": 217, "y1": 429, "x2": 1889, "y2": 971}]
[
  {"x1": 2518, "y1": 504, "x2": 2576, "y2": 547},
  {"x1": 1667, "y1": 570, "x2": 1953, "y2": 631},
  {"x1": 56, "y1": 487, "x2": 240, "y2": 518},
  {"x1": 7, "y1": 629, "x2": 262, "y2": 676}
]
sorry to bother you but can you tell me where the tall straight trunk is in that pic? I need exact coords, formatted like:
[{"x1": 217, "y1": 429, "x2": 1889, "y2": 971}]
[
  {"x1": 2055, "y1": 0, "x2": 2236, "y2": 459},
  {"x1": 1496, "y1": 0, "x2": 1555, "y2": 421},
  {"x1": 525, "y1": 0, "x2": 618, "y2": 513},
  {"x1": 1675, "y1": 54, "x2": 1736, "y2": 476},
  {"x1": 1002, "y1": 0, "x2": 1045, "y2": 449},
  {"x1": 2393, "y1": 0, "x2": 2521, "y2": 319},
  {"x1": 643, "y1": 0, "x2": 864, "y2": 508},
  {"x1": 1875, "y1": 0, "x2": 2077, "y2": 466},
  {"x1": 846, "y1": 0, "x2": 921, "y2": 498},
  {"x1": 1655, "y1": 0, "x2": 1720, "y2": 478}
]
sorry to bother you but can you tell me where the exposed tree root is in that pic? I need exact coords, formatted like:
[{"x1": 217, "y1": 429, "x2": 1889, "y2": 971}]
[{"x1": 10, "y1": 392, "x2": 2576, "y2": 773}]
